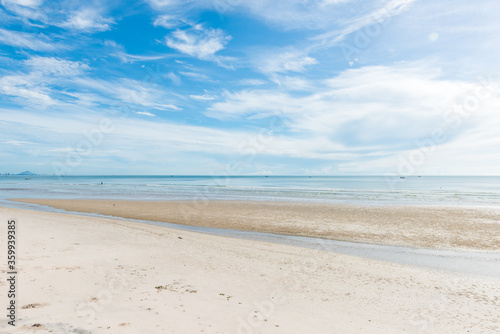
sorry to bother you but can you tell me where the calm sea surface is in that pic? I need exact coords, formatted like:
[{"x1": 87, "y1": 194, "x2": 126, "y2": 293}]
[{"x1": 1, "y1": 175, "x2": 500, "y2": 207}]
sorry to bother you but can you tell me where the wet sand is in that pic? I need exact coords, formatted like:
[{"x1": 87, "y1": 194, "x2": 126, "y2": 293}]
[
  {"x1": 0, "y1": 206, "x2": 499, "y2": 333},
  {"x1": 12, "y1": 198, "x2": 500, "y2": 250}
]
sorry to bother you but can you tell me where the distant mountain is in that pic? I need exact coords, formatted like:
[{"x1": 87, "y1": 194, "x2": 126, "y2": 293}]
[{"x1": 17, "y1": 171, "x2": 37, "y2": 176}]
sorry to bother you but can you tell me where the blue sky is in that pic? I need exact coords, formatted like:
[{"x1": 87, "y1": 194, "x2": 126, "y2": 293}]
[{"x1": 1, "y1": 0, "x2": 500, "y2": 175}]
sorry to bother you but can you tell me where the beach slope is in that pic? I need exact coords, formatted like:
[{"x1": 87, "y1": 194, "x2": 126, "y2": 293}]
[
  {"x1": 0, "y1": 206, "x2": 499, "y2": 333},
  {"x1": 12, "y1": 198, "x2": 500, "y2": 250}
]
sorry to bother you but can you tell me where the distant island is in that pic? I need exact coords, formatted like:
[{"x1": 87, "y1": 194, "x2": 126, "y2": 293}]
[
  {"x1": 1, "y1": 171, "x2": 44, "y2": 176},
  {"x1": 17, "y1": 171, "x2": 38, "y2": 176}
]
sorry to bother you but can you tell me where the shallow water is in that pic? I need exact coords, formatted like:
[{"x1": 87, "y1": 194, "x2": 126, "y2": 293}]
[
  {"x1": 3, "y1": 199, "x2": 499, "y2": 279},
  {"x1": 2, "y1": 175, "x2": 500, "y2": 207}
]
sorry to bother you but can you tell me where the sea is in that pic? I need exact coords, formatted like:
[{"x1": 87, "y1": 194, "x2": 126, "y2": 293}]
[{"x1": 1, "y1": 175, "x2": 500, "y2": 208}]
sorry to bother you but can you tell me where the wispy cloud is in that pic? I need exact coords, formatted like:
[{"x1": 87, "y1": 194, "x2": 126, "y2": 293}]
[
  {"x1": 237, "y1": 78, "x2": 267, "y2": 86},
  {"x1": 165, "y1": 24, "x2": 232, "y2": 65},
  {"x1": 1, "y1": 1, "x2": 116, "y2": 33},
  {"x1": 189, "y1": 92, "x2": 215, "y2": 101},
  {"x1": 0, "y1": 56, "x2": 92, "y2": 106},
  {"x1": 178, "y1": 70, "x2": 212, "y2": 82},
  {"x1": 115, "y1": 52, "x2": 173, "y2": 63},
  {"x1": 72, "y1": 77, "x2": 182, "y2": 111},
  {"x1": 59, "y1": 7, "x2": 114, "y2": 31},
  {"x1": 0, "y1": 106, "x2": 358, "y2": 172},
  {"x1": 0, "y1": 0, "x2": 46, "y2": 22},
  {"x1": 312, "y1": 0, "x2": 417, "y2": 48},
  {"x1": 0, "y1": 73, "x2": 55, "y2": 106},
  {"x1": 136, "y1": 111, "x2": 155, "y2": 116},
  {"x1": 24, "y1": 56, "x2": 89, "y2": 76},
  {"x1": 2, "y1": 0, "x2": 43, "y2": 7},
  {"x1": 4, "y1": 139, "x2": 34, "y2": 145},
  {"x1": 1, "y1": 56, "x2": 181, "y2": 112},
  {"x1": 102, "y1": 39, "x2": 173, "y2": 63},
  {"x1": 148, "y1": 0, "x2": 358, "y2": 30},
  {"x1": 0, "y1": 28, "x2": 58, "y2": 51},
  {"x1": 255, "y1": 50, "x2": 317, "y2": 75},
  {"x1": 153, "y1": 14, "x2": 186, "y2": 29},
  {"x1": 207, "y1": 62, "x2": 500, "y2": 158},
  {"x1": 165, "y1": 72, "x2": 181, "y2": 85}
]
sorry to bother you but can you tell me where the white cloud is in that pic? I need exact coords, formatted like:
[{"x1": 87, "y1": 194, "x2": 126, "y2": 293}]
[
  {"x1": 4, "y1": 139, "x2": 34, "y2": 145},
  {"x1": 165, "y1": 72, "x2": 181, "y2": 85},
  {"x1": 47, "y1": 148, "x2": 77, "y2": 153},
  {"x1": 2, "y1": 60, "x2": 499, "y2": 174},
  {"x1": 207, "y1": 63, "x2": 500, "y2": 161},
  {"x1": 178, "y1": 71, "x2": 212, "y2": 82},
  {"x1": 0, "y1": 106, "x2": 356, "y2": 168},
  {"x1": 60, "y1": 8, "x2": 114, "y2": 31},
  {"x1": 300, "y1": 166, "x2": 334, "y2": 175},
  {"x1": 61, "y1": 91, "x2": 105, "y2": 107},
  {"x1": 0, "y1": 107, "x2": 246, "y2": 157},
  {"x1": 148, "y1": 0, "x2": 347, "y2": 30},
  {"x1": 189, "y1": 93, "x2": 215, "y2": 101},
  {"x1": 1, "y1": 58, "x2": 182, "y2": 112},
  {"x1": 102, "y1": 39, "x2": 171, "y2": 63},
  {"x1": 146, "y1": 0, "x2": 412, "y2": 33},
  {"x1": 237, "y1": 78, "x2": 267, "y2": 86},
  {"x1": 257, "y1": 51, "x2": 317, "y2": 74},
  {"x1": 312, "y1": 0, "x2": 417, "y2": 48},
  {"x1": 207, "y1": 89, "x2": 290, "y2": 119},
  {"x1": 0, "y1": 74, "x2": 55, "y2": 106},
  {"x1": 234, "y1": 0, "x2": 416, "y2": 34},
  {"x1": 25, "y1": 56, "x2": 90, "y2": 76},
  {"x1": 136, "y1": 111, "x2": 155, "y2": 116},
  {"x1": 1, "y1": 1, "x2": 116, "y2": 34},
  {"x1": 115, "y1": 52, "x2": 171, "y2": 63},
  {"x1": 146, "y1": 0, "x2": 185, "y2": 9},
  {"x1": 271, "y1": 75, "x2": 314, "y2": 91},
  {"x1": 428, "y1": 32, "x2": 439, "y2": 42},
  {"x1": 1, "y1": 0, "x2": 498, "y2": 175},
  {"x1": 72, "y1": 77, "x2": 182, "y2": 111},
  {"x1": 154, "y1": 14, "x2": 185, "y2": 28},
  {"x1": 1, "y1": 0, "x2": 42, "y2": 8},
  {"x1": 0, "y1": 0, "x2": 45, "y2": 22},
  {"x1": 166, "y1": 24, "x2": 231, "y2": 61},
  {"x1": 103, "y1": 39, "x2": 120, "y2": 48},
  {"x1": 0, "y1": 56, "x2": 93, "y2": 106},
  {"x1": 0, "y1": 28, "x2": 57, "y2": 51},
  {"x1": 250, "y1": 170, "x2": 274, "y2": 176},
  {"x1": 2, "y1": 85, "x2": 54, "y2": 105}
]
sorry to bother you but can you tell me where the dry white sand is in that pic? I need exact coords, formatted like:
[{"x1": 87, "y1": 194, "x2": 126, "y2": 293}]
[{"x1": 0, "y1": 206, "x2": 499, "y2": 334}]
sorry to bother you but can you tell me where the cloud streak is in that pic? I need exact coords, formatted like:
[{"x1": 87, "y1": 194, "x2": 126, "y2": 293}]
[
  {"x1": 59, "y1": 7, "x2": 114, "y2": 32},
  {"x1": 165, "y1": 24, "x2": 232, "y2": 63},
  {"x1": 0, "y1": 28, "x2": 58, "y2": 51}
]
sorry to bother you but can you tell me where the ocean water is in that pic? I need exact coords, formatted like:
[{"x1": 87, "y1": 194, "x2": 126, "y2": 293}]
[{"x1": 1, "y1": 175, "x2": 500, "y2": 207}]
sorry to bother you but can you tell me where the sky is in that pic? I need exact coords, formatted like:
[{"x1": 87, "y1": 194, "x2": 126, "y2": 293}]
[{"x1": 1, "y1": 0, "x2": 500, "y2": 175}]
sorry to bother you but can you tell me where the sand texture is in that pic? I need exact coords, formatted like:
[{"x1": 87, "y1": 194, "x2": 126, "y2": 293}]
[
  {"x1": 0, "y1": 207, "x2": 499, "y2": 333},
  {"x1": 12, "y1": 198, "x2": 500, "y2": 250}
]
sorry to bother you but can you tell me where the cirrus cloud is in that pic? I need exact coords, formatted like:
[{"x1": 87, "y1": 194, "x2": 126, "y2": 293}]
[{"x1": 165, "y1": 24, "x2": 231, "y2": 61}]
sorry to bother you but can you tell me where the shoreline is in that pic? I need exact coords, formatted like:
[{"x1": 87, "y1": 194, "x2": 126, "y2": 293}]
[
  {"x1": 1, "y1": 206, "x2": 499, "y2": 333},
  {"x1": 11, "y1": 198, "x2": 500, "y2": 251},
  {"x1": 3, "y1": 202, "x2": 499, "y2": 278}
]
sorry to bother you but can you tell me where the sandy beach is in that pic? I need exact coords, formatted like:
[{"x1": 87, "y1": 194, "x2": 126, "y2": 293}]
[
  {"x1": 0, "y1": 205, "x2": 499, "y2": 333},
  {"x1": 12, "y1": 198, "x2": 500, "y2": 251}
]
